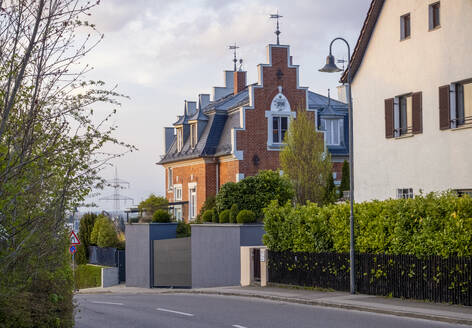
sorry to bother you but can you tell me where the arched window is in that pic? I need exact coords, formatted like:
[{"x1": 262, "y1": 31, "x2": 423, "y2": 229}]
[{"x1": 265, "y1": 86, "x2": 296, "y2": 150}]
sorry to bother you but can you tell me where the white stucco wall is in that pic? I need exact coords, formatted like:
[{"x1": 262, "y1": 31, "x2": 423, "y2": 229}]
[{"x1": 351, "y1": 0, "x2": 472, "y2": 201}]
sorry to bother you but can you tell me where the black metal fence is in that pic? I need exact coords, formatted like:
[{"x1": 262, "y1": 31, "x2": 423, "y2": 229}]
[
  {"x1": 88, "y1": 246, "x2": 126, "y2": 282},
  {"x1": 268, "y1": 251, "x2": 472, "y2": 306}
]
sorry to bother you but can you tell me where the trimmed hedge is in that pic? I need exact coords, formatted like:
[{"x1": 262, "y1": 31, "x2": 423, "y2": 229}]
[
  {"x1": 236, "y1": 210, "x2": 256, "y2": 224},
  {"x1": 229, "y1": 204, "x2": 239, "y2": 223},
  {"x1": 152, "y1": 209, "x2": 171, "y2": 223},
  {"x1": 75, "y1": 264, "x2": 103, "y2": 289},
  {"x1": 263, "y1": 192, "x2": 472, "y2": 257},
  {"x1": 219, "y1": 209, "x2": 230, "y2": 223},
  {"x1": 202, "y1": 209, "x2": 214, "y2": 223}
]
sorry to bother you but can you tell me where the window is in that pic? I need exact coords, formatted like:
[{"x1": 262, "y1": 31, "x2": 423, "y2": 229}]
[
  {"x1": 398, "y1": 95, "x2": 413, "y2": 135},
  {"x1": 174, "y1": 185, "x2": 182, "y2": 201},
  {"x1": 176, "y1": 127, "x2": 183, "y2": 152},
  {"x1": 167, "y1": 168, "x2": 173, "y2": 190},
  {"x1": 429, "y1": 2, "x2": 440, "y2": 30},
  {"x1": 456, "y1": 189, "x2": 472, "y2": 197},
  {"x1": 272, "y1": 116, "x2": 288, "y2": 143},
  {"x1": 190, "y1": 123, "x2": 197, "y2": 148},
  {"x1": 400, "y1": 13, "x2": 411, "y2": 40},
  {"x1": 174, "y1": 206, "x2": 182, "y2": 221},
  {"x1": 397, "y1": 188, "x2": 414, "y2": 199},
  {"x1": 189, "y1": 187, "x2": 197, "y2": 220},
  {"x1": 456, "y1": 81, "x2": 472, "y2": 126},
  {"x1": 321, "y1": 118, "x2": 343, "y2": 146}
]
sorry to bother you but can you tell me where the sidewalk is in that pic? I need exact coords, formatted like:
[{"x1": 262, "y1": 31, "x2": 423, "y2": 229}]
[{"x1": 78, "y1": 284, "x2": 472, "y2": 325}]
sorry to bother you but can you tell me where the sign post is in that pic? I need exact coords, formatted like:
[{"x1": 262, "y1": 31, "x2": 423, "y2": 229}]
[{"x1": 69, "y1": 231, "x2": 80, "y2": 291}]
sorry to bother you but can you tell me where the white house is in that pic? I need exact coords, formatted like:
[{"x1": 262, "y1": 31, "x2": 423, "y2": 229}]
[{"x1": 342, "y1": 0, "x2": 472, "y2": 201}]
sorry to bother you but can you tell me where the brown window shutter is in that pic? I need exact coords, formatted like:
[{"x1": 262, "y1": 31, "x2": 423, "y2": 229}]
[
  {"x1": 412, "y1": 92, "x2": 423, "y2": 134},
  {"x1": 439, "y1": 85, "x2": 451, "y2": 130},
  {"x1": 385, "y1": 98, "x2": 394, "y2": 138}
]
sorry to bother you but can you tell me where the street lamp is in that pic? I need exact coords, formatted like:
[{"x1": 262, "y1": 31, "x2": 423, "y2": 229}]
[{"x1": 319, "y1": 37, "x2": 355, "y2": 294}]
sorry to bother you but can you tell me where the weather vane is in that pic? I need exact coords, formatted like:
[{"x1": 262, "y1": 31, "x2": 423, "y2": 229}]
[
  {"x1": 228, "y1": 43, "x2": 240, "y2": 71},
  {"x1": 270, "y1": 11, "x2": 283, "y2": 45}
]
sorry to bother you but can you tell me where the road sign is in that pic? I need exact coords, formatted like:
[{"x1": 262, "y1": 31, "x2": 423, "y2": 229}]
[
  {"x1": 69, "y1": 245, "x2": 77, "y2": 255},
  {"x1": 69, "y1": 230, "x2": 80, "y2": 245}
]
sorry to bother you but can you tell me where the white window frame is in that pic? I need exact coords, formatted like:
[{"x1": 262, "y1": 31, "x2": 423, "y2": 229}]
[
  {"x1": 176, "y1": 127, "x2": 183, "y2": 152},
  {"x1": 453, "y1": 80, "x2": 472, "y2": 127},
  {"x1": 265, "y1": 86, "x2": 296, "y2": 150},
  {"x1": 188, "y1": 182, "x2": 197, "y2": 221},
  {"x1": 320, "y1": 118, "x2": 343, "y2": 146},
  {"x1": 167, "y1": 167, "x2": 173, "y2": 191},
  {"x1": 397, "y1": 188, "x2": 414, "y2": 199},
  {"x1": 190, "y1": 123, "x2": 197, "y2": 148},
  {"x1": 174, "y1": 184, "x2": 182, "y2": 201}
]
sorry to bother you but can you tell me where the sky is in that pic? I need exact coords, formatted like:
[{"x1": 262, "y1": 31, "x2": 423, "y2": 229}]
[{"x1": 81, "y1": 0, "x2": 372, "y2": 211}]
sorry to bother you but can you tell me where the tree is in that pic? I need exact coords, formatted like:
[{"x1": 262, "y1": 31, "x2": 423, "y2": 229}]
[
  {"x1": 323, "y1": 173, "x2": 338, "y2": 204},
  {"x1": 90, "y1": 216, "x2": 119, "y2": 248},
  {"x1": 77, "y1": 213, "x2": 98, "y2": 264},
  {"x1": 138, "y1": 194, "x2": 168, "y2": 215},
  {"x1": 0, "y1": 1, "x2": 134, "y2": 325},
  {"x1": 280, "y1": 111, "x2": 333, "y2": 205},
  {"x1": 339, "y1": 160, "x2": 350, "y2": 197},
  {"x1": 152, "y1": 210, "x2": 171, "y2": 223}
]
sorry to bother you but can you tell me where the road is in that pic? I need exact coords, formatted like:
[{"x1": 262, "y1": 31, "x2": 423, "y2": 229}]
[{"x1": 75, "y1": 293, "x2": 466, "y2": 328}]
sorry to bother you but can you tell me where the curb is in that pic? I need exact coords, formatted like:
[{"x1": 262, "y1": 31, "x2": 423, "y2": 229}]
[{"x1": 164, "y1": 289, "x2": 472, "y2": 326}]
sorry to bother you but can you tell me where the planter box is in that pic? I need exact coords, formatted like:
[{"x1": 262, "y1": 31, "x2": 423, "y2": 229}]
[{"x1": 190, "y1": 224, "x2": 265, "y2": 288}]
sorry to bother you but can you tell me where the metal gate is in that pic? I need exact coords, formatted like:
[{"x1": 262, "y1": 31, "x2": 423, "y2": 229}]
[
  {"x1": 116, "y1": 250, "x2": 126, "y2": 282},
  {"x1": 153, "y1": 237, "x2": 191, "y2": 287}
]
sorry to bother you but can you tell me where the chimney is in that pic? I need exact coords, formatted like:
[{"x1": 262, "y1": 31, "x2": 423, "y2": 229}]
[
  {"x1": 198, "y1": 94, "x2": 210, "y2": 110},
  {"x1": 163, "y1": 127, "x2": 175, "y2": 153},
  {"x1": 234, "y1": 71, "x2": 246, "y2": 95},
  {"x1": 337, "y1": 85, "x2": 348, "y2": 103},
  {"x1": 185, "y1": 101, "x2": 197, "y2": 116}
]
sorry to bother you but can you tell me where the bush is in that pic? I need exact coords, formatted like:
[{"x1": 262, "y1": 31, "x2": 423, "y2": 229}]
[
  {"x1": 176, "y1": 221, "x2": 191, "y2": 238},
  {"x1": 152, "y1": 209, "x2": 171, "y2": 223},
  {"x1": 229, "y1": 204, "x2": 239, "y2": 223},
  {"x1": 75, "y1": 264, "x2": 103, "y2": 289},
  {"x1": 212, "y1": 210, "x2": 219, "y2": 223},
  {"x1": 78, "y1": 213, "x2": 98, "y2": 263},
  {"x1": 236, "y1": 210, "x2": 256, "y2": 224},
  {"x1": 202, "y1": 209, "x2": 214, "y2": 223},
  {"x1": 216, "y1": 170, "x2": 294, "y2": 219},
  {"x1": 219, "y1": 209, "x2": 230, "y2": 223},
  {"x1": 197, "y1": 195, "x2": 216, "y2": 222},
  {"x1": 90, "y1": 216, "x2": 119, "y2": 248},
  {"x1": 263, "y1": 192, "x2": 472, "y2": 257}
]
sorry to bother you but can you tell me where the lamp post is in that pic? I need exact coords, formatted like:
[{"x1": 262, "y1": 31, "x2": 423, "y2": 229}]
[{"x1": 319, "y1": 37, "x2": 355, "y2": 294}]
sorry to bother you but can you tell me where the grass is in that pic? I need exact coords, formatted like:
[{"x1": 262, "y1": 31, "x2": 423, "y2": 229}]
[{"x1": 74, "y1": 264, "x2": 104, "y2": 289}]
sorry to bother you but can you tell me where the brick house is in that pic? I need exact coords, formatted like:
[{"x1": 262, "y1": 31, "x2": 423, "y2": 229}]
[{"x1": 158, "y1": 42, "x2": 348, "y2": 222}]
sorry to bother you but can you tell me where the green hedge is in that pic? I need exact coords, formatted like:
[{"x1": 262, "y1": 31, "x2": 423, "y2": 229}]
[
  {"x1": 236, "y1": 210, "x2": 256, "y2": 224},
  {"x1": 263, "y1": 192, "x2": 472, "y2": 257},
  {"x1": 75, "y1": 264, "x2": 103, "y2": 289},
  {"x1": 219, "y1": 209, "x2": 230, "y2": 223}
]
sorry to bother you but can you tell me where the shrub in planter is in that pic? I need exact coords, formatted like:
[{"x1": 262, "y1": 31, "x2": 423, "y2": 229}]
[
  {"x1": 202, "y1": 209, "x2": 214, "y2": 223},
  {"x1": 152, "y1": 209, "x2": 171, "y2": 223},
  {"x1": 236, "y1": 210, "x2": 256, "y2": 224},
  {"x1": 219, "y1": 209, "x2": 230, "y2": 223},
  {"x1": 229, "y1": 204, "x2": 239, "y2": 223}
]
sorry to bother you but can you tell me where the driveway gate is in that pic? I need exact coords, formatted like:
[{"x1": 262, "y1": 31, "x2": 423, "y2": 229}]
[{"x1": 153, "y1": 237, "x2": 191, "y2": 287}]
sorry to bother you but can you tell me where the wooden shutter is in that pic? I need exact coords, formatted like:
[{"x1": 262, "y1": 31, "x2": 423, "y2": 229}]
[
  {"x1": 439, "y1": 85, "x2": 451, "y2": 130},
  {"x1": 385, "y1": 98, "x2": 394, "y2": 138},
  {"x1": 412, "y1": 92, "x2": 423, "y2": 134}
]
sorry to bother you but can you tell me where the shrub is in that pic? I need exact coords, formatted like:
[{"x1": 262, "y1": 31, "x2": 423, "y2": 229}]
[
  {"x1": 212, "y1": 210, "x2": 219, "y2": 223},
  {"x1": 216, "y1": 170, "x2": 294, "y2": 219},
  {"x1": 229, "y1": 204, "x2": 239, "y2": 223},
  {"x1": 219, "y1": 209, "x2": 230, "y2": 223},
  {"x1": 152, "y1": 209, "x2": 171, "y2": 223},
  {"x1": 236, "y1": 210, "x2": 256, "y2": 224},
  {"x1": 197, "y1": 195, "x2": 216, "y2": 222},
  {"x1": 176, "y1": 221, "x2": 191, "y2": 238},
  {"x1": 202, "y1": 209, "x2": 214, "y2": 223},
  {"x1": 90, "y1": 216, "x2": 119, "y2": 248},
  {"x1": 75, "y1": 264, "x2": 103, "y2": 289},
  {"x1": 78, "y1": 213, "x2": 98, "y2": 263},
  {"x1": 263, "y1": 192, "x2": 472, "y2": 257}
]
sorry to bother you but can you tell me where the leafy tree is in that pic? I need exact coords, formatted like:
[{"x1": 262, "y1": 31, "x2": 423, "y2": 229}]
[
  {"x1": 323, "y1": 173, "x2": 338, "y2": 205},
  {"x1": 215, "y1": 170, "x2": 294, "y2": 219},
  {"x1": 77, "y1": 213, "x2": 98, "y2": 264},
  {"x1": 280, "y1": 111, "x2": 333, "y2": 205},
  {"x1": 152, "y1": 210, "x2": 171, "y2": 223},
  {"x1": 339, "y1": 160, "x2": 350, "y2": 197},
  {"x1": 138, "y1": 194, "x2": 168, "y2": 215},
  {"x1": 90, "y1": 216, "x2": 119, "y2": 248}
]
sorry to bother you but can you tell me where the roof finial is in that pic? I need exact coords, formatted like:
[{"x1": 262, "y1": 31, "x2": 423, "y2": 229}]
[
  {"x1": 270, "y1": 10, "x2": 283, "y2": 45},
  {"x1": 328, "y1": 89, "x2": 331, "y2": 106},
  {"x1": 228, "y1": 43, "x2": 240, "y2": 71}
]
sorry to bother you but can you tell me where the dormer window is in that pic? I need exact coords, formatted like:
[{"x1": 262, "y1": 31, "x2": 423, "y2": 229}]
[
  {"x1": 190, "y1": 123, "x2": 197, "y2": 148},
  {"x1": 176, "y1": 127, "x2": 183, "y2": 152},
  {"x1": 320, "y1": 118, "x2": 343, "y2": 146},
  {"x1": 265, "y1": 86, "x2": 296, "y2": 149}
]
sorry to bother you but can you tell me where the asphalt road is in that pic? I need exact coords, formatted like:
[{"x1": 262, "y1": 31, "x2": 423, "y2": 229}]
[{"x1": 75, "y1": 293, "x2": 466, "y2": 328}]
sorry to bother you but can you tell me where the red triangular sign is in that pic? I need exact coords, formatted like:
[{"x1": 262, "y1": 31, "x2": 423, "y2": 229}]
[{"x1": 69, "y1": 230, "x2": 80, "y2": 245}]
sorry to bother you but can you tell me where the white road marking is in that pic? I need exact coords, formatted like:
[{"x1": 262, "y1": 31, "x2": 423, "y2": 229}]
[
  {"x1": 91, "y1": 301, "x2": 124, "y2": 306},
  {"x1": 232, "y1": 325, "x2": 248, "y2": 328},
  {"x1": 156, "y1": 307, "x2": 194, "y2": 317}
]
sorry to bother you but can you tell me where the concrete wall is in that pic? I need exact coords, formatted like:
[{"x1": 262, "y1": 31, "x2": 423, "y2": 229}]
[
  {"x1": 125, "y1": 223, "x2": 178, "y2": 288},
  {"x1": 101, "y1": 267, "x2": 119, "y2": 288},
  {"x1": 153, "y1": 237, "x2": 191, "y2": 287},
  {"x1": 351, "y1": 0, "x2": 472, "y2": 201},
  {"x1": 191, "y1": 224, "x2": 264, "y2": 288}
]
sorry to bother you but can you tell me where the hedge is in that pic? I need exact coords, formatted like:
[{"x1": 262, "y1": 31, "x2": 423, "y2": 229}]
[
  {"x1": 152, "y1": 209, "x2": 171, "y2": 223},
  {"x1": 75, "y1": 264, "x2": 103, "y2": 289},
  {"x1": 263, "y1": 192, "x2": 472, "y2": 257},
  {"x1": 236, "y1": 210, "x2": 256, "y2": 224},
  {"x1": 219, "y1": 209, "x2": 230, "y2": 223}
]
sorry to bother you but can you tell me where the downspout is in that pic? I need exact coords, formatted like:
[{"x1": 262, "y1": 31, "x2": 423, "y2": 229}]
[{"x1": 216, "y1": 159, "x2": 219, "y2": 193}]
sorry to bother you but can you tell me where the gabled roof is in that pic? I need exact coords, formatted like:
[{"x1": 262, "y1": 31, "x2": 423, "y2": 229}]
[{"x1": 340, "y1": 0, "x2": 385, "y2": 84}]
